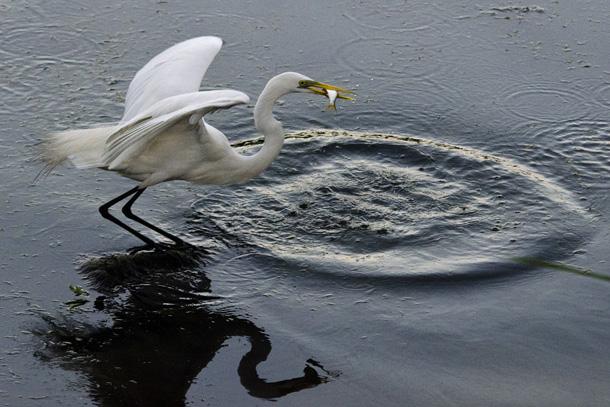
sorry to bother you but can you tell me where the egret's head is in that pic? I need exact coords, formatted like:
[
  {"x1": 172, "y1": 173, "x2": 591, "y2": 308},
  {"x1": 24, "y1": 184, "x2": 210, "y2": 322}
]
[
  {"x1": 296, "y1": 79, "x2": 352, "y2": 100},
  {"x1": 296, "y1": 79, "x2": 353, "y2": 108},
  {"x1": 271, "y1": 72, "x2": 353, "y2": 107}
]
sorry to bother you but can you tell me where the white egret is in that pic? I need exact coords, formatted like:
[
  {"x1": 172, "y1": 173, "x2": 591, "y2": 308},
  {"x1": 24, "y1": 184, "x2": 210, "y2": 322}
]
[{"x1": 40, "y1": 36, "x2": 352, "y2": 247}]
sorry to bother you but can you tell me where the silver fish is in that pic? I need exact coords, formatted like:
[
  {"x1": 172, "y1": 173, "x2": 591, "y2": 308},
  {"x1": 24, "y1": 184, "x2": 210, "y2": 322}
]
[{"x1": 326, "y1": 89, "x2": 338, "y2": 110}]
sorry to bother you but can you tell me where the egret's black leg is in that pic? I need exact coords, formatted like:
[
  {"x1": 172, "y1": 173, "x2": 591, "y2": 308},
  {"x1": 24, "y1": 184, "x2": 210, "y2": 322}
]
[
  {"x1": 99, "y1": 186, "x2": 156, "y2": 246},
  {"x1": 121, "y1": 187, "x2": 185, "y2": 245}
]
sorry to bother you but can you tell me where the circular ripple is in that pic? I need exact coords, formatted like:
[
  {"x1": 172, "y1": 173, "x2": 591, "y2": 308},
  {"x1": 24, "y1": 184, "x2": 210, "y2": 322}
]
[
  {"x1": 335, "y1": 37, "x2": 458, "y2": 80},
  {"x1": 2, "y1": 24, "x2": 98, "y2": 59},
  {"x1": 593, "y1": 83, "x2": 610, "y2": 108},
  {"x1": 510, "y1": 120, "x2": 610, "y2": 192},
  {"x1": 192, "y1": 131, "x2": 590, "y2": 278},
  {"x1": 342, "y1": 2, "x2": 456, "y2": 42},
  {"x1": 497, "y1": 84, "x2": 592, "y2": 123}
]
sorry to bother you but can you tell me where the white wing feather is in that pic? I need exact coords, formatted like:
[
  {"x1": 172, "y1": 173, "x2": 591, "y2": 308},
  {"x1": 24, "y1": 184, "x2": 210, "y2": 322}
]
[
  {"x1": 103, "y1": 90, "x2": 249, "y2": 170},
  {"x1": 122, "y1": 36, "x2": 223, "y2": 122}
]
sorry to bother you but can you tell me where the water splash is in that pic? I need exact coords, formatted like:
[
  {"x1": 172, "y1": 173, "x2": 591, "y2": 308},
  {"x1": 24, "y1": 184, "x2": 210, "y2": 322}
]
[{"x1": 192, "y1": 130, "x2": 591, "y2": 279}]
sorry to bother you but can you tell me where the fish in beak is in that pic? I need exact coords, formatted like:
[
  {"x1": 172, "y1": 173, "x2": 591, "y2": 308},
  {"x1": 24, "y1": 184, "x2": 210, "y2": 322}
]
[{"x1": 326, "y1": 90, "x2": 338, "y2": 110}]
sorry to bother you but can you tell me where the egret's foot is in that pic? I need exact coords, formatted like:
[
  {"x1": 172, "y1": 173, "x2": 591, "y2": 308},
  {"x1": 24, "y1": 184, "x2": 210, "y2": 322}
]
[
  {"x1": 127, "y1": 244, "x2": 157, "y2": 255},
  {"x1": 171, "y1": 238, "x2": 188, "y2": 247},
  {"x1": 153, "y1": 241, "x2": 188, "y2": 251}
]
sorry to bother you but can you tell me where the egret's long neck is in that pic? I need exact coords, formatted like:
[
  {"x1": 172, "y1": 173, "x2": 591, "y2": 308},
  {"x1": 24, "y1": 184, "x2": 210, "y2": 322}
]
[{"x1": 239, "y1": 77, "x2": 287, "y2": 179}]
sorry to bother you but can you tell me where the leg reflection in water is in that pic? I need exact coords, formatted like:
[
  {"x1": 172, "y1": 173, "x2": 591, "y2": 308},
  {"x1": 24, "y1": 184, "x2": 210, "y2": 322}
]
[{"x1": 36, "y1": 245, "x2": 329, "y2": 405}]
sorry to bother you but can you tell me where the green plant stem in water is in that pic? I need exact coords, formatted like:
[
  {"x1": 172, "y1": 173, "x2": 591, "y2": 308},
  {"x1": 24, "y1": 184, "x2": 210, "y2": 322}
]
[{"x1": 514, "y1": 257, "x2": 610, "y2": 282}]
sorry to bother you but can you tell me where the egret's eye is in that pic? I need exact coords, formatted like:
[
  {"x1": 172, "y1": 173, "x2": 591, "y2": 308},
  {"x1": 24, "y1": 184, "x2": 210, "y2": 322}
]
[{"x1": 298, "y1": 80, "x2": 306, "y2": 87}]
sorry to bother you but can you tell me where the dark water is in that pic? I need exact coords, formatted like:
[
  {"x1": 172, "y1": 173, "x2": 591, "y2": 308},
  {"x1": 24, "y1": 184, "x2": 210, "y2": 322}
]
[{"x1": 1, "y1": 0, "x2": 609, "y2": 405}]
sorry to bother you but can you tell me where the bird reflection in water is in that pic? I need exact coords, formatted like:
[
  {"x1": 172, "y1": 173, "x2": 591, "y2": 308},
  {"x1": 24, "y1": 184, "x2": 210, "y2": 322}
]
[{"x1": 36, "y1": 244, "x2": 329, "y2": 405}]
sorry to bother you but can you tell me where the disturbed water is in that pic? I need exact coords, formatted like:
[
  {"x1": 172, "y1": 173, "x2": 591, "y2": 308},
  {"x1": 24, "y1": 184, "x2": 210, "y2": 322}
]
[{"x1": 1, "y1": 0, "x2": 610, "y2": 406}]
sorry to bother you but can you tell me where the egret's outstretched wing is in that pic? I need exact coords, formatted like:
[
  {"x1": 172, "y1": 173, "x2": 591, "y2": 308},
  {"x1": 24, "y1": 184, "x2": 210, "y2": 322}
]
[
  {"x1": 122, "y1": 36, "x2": 223, "y2": 122},
  {"x1": 104, "y1": 90, "x2": 249, "y2": 170}
]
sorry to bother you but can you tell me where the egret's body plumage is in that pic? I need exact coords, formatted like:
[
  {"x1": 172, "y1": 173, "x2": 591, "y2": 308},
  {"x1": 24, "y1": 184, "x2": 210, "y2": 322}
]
[{"x1": 41, "y1": 36, "x2": 351, "y2": 246}]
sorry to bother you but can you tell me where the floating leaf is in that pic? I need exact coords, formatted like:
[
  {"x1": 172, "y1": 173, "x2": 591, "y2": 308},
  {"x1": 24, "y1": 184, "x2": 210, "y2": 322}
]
[{"x1": 69, "y1": 284, "x2": 89, "y2": 297}]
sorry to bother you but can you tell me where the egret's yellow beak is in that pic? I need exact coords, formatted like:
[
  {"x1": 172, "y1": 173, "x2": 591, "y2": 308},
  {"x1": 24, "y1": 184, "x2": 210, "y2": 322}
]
[{"x1": 297, "y1": 80, "x2": 354, "y2": 101}]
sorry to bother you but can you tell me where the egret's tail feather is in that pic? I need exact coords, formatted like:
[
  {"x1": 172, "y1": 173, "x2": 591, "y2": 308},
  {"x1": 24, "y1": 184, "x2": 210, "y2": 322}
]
[{"x1": 36, "y1": 125, "x2": 118, "y2": 181}]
